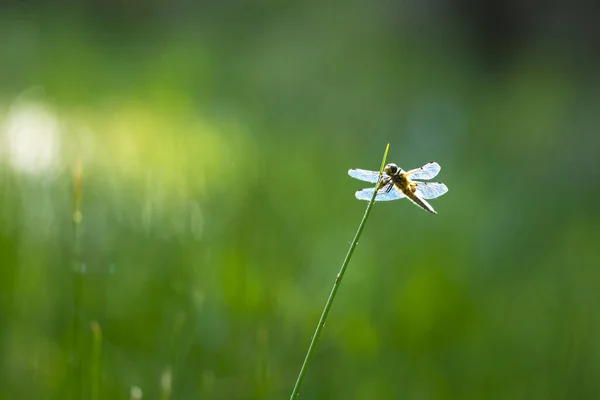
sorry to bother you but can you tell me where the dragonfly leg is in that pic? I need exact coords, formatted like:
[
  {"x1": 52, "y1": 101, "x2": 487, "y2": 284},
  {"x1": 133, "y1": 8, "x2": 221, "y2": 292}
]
[
  {"x1": 383, "y1": 182, "x2": 394, "y2": 193},
  {"x1": 377, "y1": 177, "x2": 392, "y2": 191}
]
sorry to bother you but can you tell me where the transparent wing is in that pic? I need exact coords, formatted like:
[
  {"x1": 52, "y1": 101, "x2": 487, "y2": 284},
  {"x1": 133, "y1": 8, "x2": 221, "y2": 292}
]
[
  {"x1": 355, "y1": 185, "x2": 406, "y2": 202},
  {"x1": 414, "y1": 181, "x2": 448, "y2": 199},
  {"x1": 405, "y1": 162, "x2": 441, "y2": 180},
  {"x1": 348, "y1": 168, "x2": 380, "y2": 183}
]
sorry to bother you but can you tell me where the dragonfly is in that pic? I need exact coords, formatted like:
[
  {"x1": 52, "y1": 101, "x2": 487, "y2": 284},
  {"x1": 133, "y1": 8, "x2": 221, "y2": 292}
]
[{"x1": 348, "y1": 162, "x2": 448, "y2": 214}]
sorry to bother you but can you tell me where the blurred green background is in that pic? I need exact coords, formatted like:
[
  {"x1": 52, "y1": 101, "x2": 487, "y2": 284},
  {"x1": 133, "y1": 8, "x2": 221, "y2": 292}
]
[{"x1": 1, "y1": 1, "x2": 600, "y2": 399}]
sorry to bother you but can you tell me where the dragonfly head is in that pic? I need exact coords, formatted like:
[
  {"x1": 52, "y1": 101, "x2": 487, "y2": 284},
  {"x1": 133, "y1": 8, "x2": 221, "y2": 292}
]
[{"x1": 384, "y1": 163, "x2": 400, "y2": 175}]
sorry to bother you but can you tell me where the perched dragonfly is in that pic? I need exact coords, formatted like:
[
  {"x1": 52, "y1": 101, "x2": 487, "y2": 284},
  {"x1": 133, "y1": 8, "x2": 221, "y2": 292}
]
[{"x1": 348, "y1": 162, "x2": 448, "y2": 214}]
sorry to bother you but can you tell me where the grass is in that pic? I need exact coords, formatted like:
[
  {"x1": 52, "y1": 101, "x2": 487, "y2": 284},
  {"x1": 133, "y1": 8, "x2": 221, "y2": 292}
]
[
  {"x1": 90, "y1": 321, "x2": 102, "y2": 400},
  {"x1": 71, "y1": 159, "x2": 84, "y2": 399},
  {"x1": 289, "y1": 143, "x2": 390, "y2": 399}
]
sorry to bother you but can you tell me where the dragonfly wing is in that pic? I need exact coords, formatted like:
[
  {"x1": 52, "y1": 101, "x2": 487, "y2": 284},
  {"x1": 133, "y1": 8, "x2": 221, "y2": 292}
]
[
  {"x1": 348, "y1": 168, "x2": 380, "y2": 183},
  {"x1": 414, "y1": 181, "x2": 448, "y2": 199},
  {"x1": 406, "y1": 162, "x2": 441, "y2": 180},
  {"x1": 355, "y1": 185, "x2": 406, "y2": 202}
]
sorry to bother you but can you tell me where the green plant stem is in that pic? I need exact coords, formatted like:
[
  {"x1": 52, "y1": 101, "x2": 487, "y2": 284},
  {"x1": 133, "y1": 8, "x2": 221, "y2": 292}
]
[{"x1": 290, "y1": 143, "x2": 390, "y2": 399}]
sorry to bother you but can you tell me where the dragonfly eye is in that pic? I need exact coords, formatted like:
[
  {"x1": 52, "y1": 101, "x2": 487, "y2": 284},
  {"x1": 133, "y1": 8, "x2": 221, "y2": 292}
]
[{"x1": 385, "y1": 164, "x2": 398, "y2": 175}]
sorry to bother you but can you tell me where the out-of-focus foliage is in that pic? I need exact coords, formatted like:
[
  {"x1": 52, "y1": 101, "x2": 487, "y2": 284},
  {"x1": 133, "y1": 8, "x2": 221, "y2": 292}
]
[{"x1": 1, "y1": 1, "x2": 599, "y2": 399}]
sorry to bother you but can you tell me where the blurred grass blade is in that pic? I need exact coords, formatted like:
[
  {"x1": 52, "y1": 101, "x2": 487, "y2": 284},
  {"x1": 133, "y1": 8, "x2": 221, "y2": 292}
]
[
  {"x1": 90, "y1": 321, "x2": 102, "y2": 400},
  {"x1": 71, "y1": 159, "x2": 84, "y2": 399},
  {"x1": 160, "y1": 366, "x2": 172, "y2": 400},
  {"x1": 290, "y1": 143, "x2": 390, "y2": 399}
]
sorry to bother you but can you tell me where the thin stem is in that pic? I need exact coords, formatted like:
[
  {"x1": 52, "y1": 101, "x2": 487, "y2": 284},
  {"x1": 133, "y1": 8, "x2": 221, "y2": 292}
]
[{"x1": 290, "y1": 143, "x2": 390, "y2": 399}]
